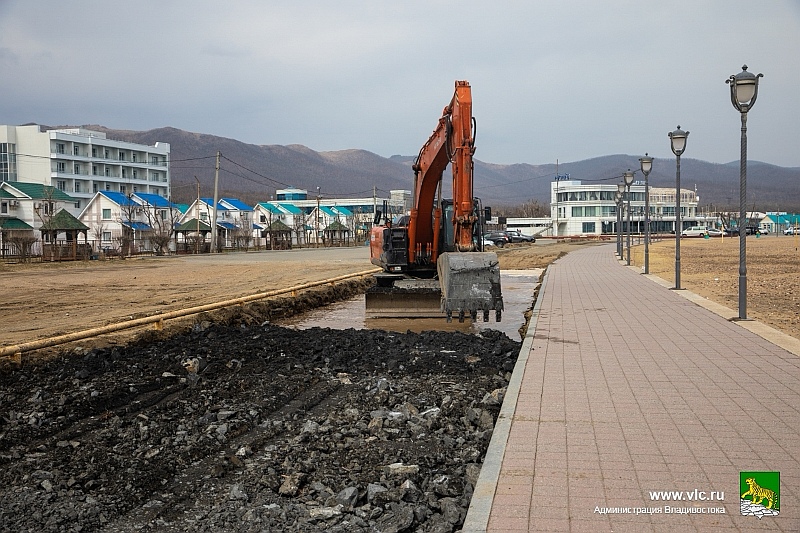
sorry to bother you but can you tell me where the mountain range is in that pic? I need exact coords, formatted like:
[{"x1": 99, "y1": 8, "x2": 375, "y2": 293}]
[{"x1": 72, "y1": 125, "x2": 800, "y2": 212}]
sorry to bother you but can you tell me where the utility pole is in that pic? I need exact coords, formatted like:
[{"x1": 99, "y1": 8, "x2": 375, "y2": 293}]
[
  {"x1": 194, "y1": 176, "x2": 200, "y2": 254},
  {"x1": 316, "y1": 187, "x2": 321, "y2": 248},
  {"x1": 210, "y1": 151, "x2": 220, "y2": 253}
]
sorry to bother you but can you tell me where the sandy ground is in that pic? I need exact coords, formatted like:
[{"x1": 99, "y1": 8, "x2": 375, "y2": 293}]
[
  {"x1": 2, "y1": 237, "x2": 797, "y2": 352},
  {"x1": 0, "y1": 247, "x2": 376, "y2": 348}
]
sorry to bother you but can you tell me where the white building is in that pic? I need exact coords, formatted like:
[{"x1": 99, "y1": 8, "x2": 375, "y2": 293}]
[
  {"x1": 543, "y1": 178, "x2": 705, "y2": 237},
  {"x1": 0, "y1": 125, "x2": 170, "y2": 215}
]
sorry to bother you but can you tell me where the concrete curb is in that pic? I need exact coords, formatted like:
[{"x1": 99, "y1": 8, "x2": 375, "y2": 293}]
[{"x1": 461, "y1": 268, "x2": 549, "y2": 532}]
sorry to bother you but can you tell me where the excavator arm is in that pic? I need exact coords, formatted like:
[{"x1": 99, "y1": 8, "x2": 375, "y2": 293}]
[{"x1": 408, "y1": 80, "x2": 476, "y2": 264}]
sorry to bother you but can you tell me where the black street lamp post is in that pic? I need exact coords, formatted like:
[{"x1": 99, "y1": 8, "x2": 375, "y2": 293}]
[
  {"x1": 639, "y1": 154, "x2": 653, "y2": 274},
  {"x1": 615, "y1": 187, "x2": 624, "y2": 258},
  {"x1": 668, "y1": 126, "x2": 688, "y2": 289},
  {"x1": 726, "y1": 65, "x2": 763, "y2": 320},
  {"x1": 623, "y1": 170, "x2": 635, "y2": 266}
]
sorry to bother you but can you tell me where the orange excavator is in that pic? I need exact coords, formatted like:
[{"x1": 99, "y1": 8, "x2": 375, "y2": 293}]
[{"x1": 367, "y1": 80, "x2": 503, "y2": 322}]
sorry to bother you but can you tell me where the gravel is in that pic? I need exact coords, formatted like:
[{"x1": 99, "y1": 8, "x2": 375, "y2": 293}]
[{"x1": 0, "y1": 316, "x2": 520, "y2": 532}]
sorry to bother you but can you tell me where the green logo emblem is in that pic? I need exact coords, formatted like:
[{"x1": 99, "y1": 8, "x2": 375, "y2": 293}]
[{"x1": 740, "y1": 471, "x2": 779, "y2": 518}]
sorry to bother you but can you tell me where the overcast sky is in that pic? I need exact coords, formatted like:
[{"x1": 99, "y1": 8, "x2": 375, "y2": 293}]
[{"x1": 2, "y1": 1, "x2": 799, "y2": 168}]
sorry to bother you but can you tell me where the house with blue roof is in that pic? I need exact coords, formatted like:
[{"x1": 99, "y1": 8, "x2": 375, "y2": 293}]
[
  {"x1": 761, "y1": 213, "x2": 800, "y2": 234},
  {"x1": 78, "y1": 191, "x2": 180, "y2": 255},
  {"x1": 178, "y1": 197, "x2": 258, "y2": 250},
  {"x1": 254, "y1": 201, "x2": 310, "y2": 246}
]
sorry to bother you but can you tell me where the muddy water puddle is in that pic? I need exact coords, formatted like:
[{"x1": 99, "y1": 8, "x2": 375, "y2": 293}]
[{"x1": 278, "y1": 269, "x2": 542, "y2": 339}]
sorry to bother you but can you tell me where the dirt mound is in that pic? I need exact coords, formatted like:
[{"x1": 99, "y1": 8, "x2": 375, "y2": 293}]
[{"x1": 0, "y1": 317, "x2": 520, "y2": 532}]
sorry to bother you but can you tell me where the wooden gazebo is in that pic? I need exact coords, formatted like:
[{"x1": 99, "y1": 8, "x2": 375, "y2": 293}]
[
  {"x1": 263, "y1": 219, "x2": 293, "y2": 250},
  {"x1": 322, "y1": 220, "x2": 350, "y2": 247},
  {"x1": 40, "y1": 209, "x2": 90, "y2": 261},
  {"x1": 175, "y1": 218, "x2": 212, "y2": 254}
]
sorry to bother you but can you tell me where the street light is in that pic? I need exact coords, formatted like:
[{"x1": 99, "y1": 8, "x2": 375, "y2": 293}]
[
  {"x1": 726, "y1": 65, "x2": 763, "y2": 320},
  {"x1": 639, "y1": 154, "x2": 653, "y2": 274},
  {"x1": 668, "y1": 126, "x2": 689, "y2": 289},
  {"x1": 615, "y1": 185, "x2": 624, "y2": 258},
  {"x1": 623, "y1": 170, "x2": 635, "y2": 266}
]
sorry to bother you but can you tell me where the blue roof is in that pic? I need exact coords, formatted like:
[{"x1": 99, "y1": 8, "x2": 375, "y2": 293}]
[
  {"x1": 135, "y1": 193, "x2": 173, "y2": 208},
  {"x1": 101, "y1": 191, "x2": 140, "y2": 206},
  {"x1": 253, "y1": 223, "x2": 264, "y2": 230},
  {"x1": 122, "y1": 221, "x2": 152, "y2": 231},
  {"x1": 258, "y1": 202, "x2": 283, "y2": 214},
  {"x1": 221, "y1": 198, "x2": 252, "y2": 211},
  {"x1": 217, "y1": 221, "x2": 238, "y2": 229},
  {"x1": 333, "y1": 206, "x2": 353, "y2": 217},
  {"x1": 201, "y1": 197, "x2": 227, "y2": 210},
  {"x1": 278, "y1": 203, "x2": 302, "y2": 215},
  {"x1": 320, "y1": 206, "x2": 337, "y2": 217}
]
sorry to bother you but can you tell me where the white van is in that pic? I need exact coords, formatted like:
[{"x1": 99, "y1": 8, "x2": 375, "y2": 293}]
[{"x1": 681, "y1": 226, "x2": 708, "y2": 237}]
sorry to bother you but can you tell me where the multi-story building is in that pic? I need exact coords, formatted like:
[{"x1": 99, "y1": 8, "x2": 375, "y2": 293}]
[
  {"x1": 0, "y1": 125, "x2": 170, "y2": 215},
  {"x1": 549, "y1": 178, "x2": 705, "y2": 236}
]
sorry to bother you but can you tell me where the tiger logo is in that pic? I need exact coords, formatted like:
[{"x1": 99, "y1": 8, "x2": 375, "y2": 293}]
[{"x1": 741, "y1": 477, "x2": 778, "y2": 509}]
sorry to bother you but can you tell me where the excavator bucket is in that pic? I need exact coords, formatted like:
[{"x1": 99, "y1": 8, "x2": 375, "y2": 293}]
[
  {"x1": 437, "y1": 252, "x2": 503, "y2": 322},
  {"x1": 364, "y1": 279, "x2": 444, "y2": 319}
]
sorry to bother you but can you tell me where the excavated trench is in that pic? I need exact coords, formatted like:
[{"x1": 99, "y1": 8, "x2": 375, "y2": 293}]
[{"x1": 0, "y1": 271, "x2": 539, "y2": 532}]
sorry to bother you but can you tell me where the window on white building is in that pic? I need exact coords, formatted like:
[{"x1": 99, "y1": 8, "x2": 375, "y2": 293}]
[
  {"x1": 102, "y1": 208, "x2": 111, "y2": 219},
  {"x1": 102, "y1": 231, "x2": 112, "y2": 241},
  {"x1": 582, "y1": 222, "x2": 596, "y2": 233},
  {"x1": 56, "y1": 180, "x2": 66, "y2": 191},
  {"x1": 74, "y1": 145, "x2": 80, "y2": 156},
  {"x1": 57, "y1": 162, "x2": 66, "y2": 173},
  {"x1": 56, "y1": 143, "x2": 65, "y2": 154}
]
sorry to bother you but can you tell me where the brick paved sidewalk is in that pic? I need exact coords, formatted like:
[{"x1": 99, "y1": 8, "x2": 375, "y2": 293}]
[{"x1": 465, "y1": 244, "x2": 799, "y2": 532}]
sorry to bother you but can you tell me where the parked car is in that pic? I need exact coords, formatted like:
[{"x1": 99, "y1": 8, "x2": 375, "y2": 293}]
[
  {"x1": 723, "y1": 227, "x2": 738, "y2": 236},
  {"x1": 744, "y1": 226, "x2": 761, "y2": 235},
  {"x1": 482, "y1": 238, "x2": 496, "y2": 248},
  {"x1": 759, "y1": 227, "x2": 770, "y2": 235},
  {"x1": 706, "y1": 228, "x2": 723, "y2": 237},
  {"x1": 505, "y1": 230, "x2": 536, "y2": 243},
  {"x1": 483, "y1": 232, "x2": 510, "y2": 247},
  {"x1": 784, "y1": 226, "x2": 799, "y2": 235},
  {"x1": 681, "y1": 226, "x2": 708, "y2": 237}
]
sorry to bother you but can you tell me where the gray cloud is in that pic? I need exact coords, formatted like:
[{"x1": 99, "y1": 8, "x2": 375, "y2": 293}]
[{"x1": 1, "y1": 0, "x2": 798, "y2": 167}]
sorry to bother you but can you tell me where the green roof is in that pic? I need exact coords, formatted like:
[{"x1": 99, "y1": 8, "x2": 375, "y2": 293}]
[
  {"x1": 0, "y1": 217, "x2": 34, "y2": 230},
  {"x1": 176, "y1": 218, "x2": 212, "y2": 232},
  {"x1": 265, "y1": 220, "x2": 292, "y2": 231},
  {"x1": 3, "y1": 182, "x2": 75, "y2": 202},
  {"x1": 0, "y1": 189, "x2": 15, "y2": 199},
  {"x1": 324, "y1": 220, "x2": 349, "y2": 231},
  {"x1": 40, "y1": 209, "x2": 89, "y2": 231}
]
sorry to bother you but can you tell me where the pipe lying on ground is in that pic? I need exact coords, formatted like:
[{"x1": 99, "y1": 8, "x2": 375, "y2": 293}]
[{"x1": 0, "y1": 268, "x2": 380, "y2": 361}]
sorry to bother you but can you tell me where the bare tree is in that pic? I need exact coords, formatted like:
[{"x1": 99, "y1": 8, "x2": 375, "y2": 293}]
[
  {"x1": 496, "y1": 199, "x2": 550, "y2": 218},
  {"x1": 6, "y1": 234, "x2": 37, "y2": 262},
  {"x1": 292, "y1": 211, "x2": 311, "y2": 248},
  {"x1": 141, "y1": 201, "x2": 179, "y2": 256},
  {"x1": 114, "y1": 194, "x2": 139, "y2": 258},
  {"x1": 232, "y1": 217, "x2": 253, "y2": 251}
]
